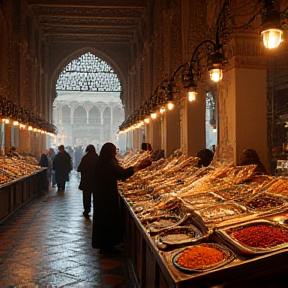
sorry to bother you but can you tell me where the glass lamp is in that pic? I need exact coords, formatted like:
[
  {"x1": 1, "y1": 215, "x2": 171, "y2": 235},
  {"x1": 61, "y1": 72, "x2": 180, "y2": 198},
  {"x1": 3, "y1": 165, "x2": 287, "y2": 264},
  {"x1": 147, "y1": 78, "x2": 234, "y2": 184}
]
[
  {"x1": 207, "y1": 51, "x2": 224, "y2": 82},
  {"x1": 167, "y1": 101, "x2": 174, "y2": 110},
  {"x1": 209, "y1": 68, "x2": 223, "y2": 82},
  {"x1": 261, "y1": 10, "x2": 283, "y2": 49},
  {"x1": 261, "y1": 28, "x2": 283, "y2": 49},
  {"x1": 188, "y1": 91, "x2": 197, "y2": 102}
]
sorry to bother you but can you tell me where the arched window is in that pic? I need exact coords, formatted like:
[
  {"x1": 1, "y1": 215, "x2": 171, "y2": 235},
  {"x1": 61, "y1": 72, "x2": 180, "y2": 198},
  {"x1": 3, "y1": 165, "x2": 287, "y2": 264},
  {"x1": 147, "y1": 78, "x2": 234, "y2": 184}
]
[
  {"x1": 89, "y1": 106, "x2": 101, "y2": 125},
  {"x1": 56, "y1": 52, "x2": 121, "y2": 92},
  {"x1": 74, "y1": 106, "x2": 87, "y2": 124},
  {"x1": 62, "y1": 105, "x2": 70, "y2": 124}
]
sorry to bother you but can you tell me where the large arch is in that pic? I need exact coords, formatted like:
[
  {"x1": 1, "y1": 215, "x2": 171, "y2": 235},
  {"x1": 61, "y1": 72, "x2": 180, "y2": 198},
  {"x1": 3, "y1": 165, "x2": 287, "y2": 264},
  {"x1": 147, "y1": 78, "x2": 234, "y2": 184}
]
[
  {"x1": 51, "y1": 49, "x2": 126, "y2": 150},
  {"x1": 50, "y1": 47, "x2": 127, "y2": 105}
]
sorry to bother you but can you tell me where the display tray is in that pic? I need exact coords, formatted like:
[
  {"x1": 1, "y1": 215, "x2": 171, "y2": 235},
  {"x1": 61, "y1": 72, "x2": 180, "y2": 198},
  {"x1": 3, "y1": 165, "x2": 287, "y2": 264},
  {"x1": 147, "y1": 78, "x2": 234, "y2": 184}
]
[
  {"x1": 213, "y1": 185, "x2": 255, "y2": 201},
  {"x1": 154, "y1": 225, "x2": 206, "y2": 249},
  {"x1": 172, "y1": 243, "x2": 234, "y2": 273},
  {"x1": 215, "y1": 219, "x2": 288, "y2": 255},
  {"x1": 180, "y1": 192, "x2": 225, "y2": 210},
  {"x1": 142, "y1": 215, "x2": 185, "y2": 234},
  {"x1": 194, "y1": 202, "x2": 250, "y2": 224},
  {"x1": 239, "y1": 192, "x2": 288, "y2": 213}
]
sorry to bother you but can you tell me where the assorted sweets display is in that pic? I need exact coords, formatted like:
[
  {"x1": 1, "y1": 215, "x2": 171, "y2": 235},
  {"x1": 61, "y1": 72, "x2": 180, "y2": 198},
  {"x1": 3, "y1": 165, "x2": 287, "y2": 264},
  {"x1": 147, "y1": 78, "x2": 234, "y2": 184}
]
[
  {"x1": 119, "y1": 149, "x2": 288, "y2": 275},
  {"x1": 0, "y1": 155, "x2": 41, "y2": 185}
]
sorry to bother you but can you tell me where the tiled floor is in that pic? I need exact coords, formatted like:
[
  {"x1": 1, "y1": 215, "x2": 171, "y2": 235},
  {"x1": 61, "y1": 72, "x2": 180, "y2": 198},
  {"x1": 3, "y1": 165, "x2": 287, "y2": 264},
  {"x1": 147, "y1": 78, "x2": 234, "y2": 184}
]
[{"x1": 0, "y1": 171, "x2": 127, "y2": 288}]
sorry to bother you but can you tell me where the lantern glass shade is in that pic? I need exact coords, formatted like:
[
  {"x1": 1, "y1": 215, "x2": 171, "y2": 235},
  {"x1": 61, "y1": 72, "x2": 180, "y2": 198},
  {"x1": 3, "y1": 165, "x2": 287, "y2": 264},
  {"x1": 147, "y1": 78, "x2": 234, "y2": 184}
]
[
  {"x1": 151, "y1": 112, "x2": 157, "y2": 119},
  {"x1": 209, "y1": 68, "x2": 223, "y2": 82},
  {"x1": 167, "y1": 102, "x2": 174, "y2": 110},
  {"x1": 261, "y1": 29, "x2": 283, "y2": 49},
  {"x1": 188, "y1": 91, "x2": 197, "y2": 102}
]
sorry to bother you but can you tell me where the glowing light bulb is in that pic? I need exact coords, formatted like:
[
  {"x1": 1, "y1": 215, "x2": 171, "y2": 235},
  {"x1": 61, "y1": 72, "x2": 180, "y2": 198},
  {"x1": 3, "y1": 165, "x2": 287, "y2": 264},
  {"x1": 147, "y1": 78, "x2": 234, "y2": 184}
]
[
  {"x1": 188, "y1": 91, "x2": 197, "y2": 102},
  {"x1": 261, "y1": 29, "x2": 283, "y2": 49},
  {"x1": 209, "y1": 69, "x2": 223, "y2": 82},
  {"x1": 167, "y1": 102, "x2": 174, "y2": 110}
]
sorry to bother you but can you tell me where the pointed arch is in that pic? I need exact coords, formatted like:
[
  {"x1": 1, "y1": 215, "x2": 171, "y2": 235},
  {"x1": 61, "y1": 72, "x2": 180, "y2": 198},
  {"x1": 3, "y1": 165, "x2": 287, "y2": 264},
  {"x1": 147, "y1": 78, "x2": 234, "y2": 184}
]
[
  {"x1": 51, "y1": 47, "x2": 126, "y2": 102},
  {"x1": 73, "y1": 105, "x2": 87, "y2": 125},
  {"x1": 89, "y1": 105, "x2": 101, "y2": 125}
]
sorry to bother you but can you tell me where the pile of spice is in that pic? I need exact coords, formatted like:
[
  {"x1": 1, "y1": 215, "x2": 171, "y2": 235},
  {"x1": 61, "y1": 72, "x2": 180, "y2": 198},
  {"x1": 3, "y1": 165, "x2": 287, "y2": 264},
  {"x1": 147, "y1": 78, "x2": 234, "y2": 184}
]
[
  {"x1": 243, "y1": 193, "x2": 285, "y2": 211},
  {"x1": 176, "y1": 245, "x2": 225, "y2": 270},
  {"x1": 230, "y1": 224, "x2": 288, "y2": 248}
]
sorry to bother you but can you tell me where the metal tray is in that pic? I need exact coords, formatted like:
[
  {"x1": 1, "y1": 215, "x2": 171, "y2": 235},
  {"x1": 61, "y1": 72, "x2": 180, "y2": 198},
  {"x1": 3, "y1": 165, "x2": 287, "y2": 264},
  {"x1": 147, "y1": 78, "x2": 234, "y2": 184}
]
[
  {"x1": 240, "y1": 192, "x2": 288, "y2": 213},
  {"x1": 172, "y1": 243, "x2": 234, "y2": 273},
  {"x1": 195, "y1": 202, "x2": 249, "y2": 224},
  {"x1": 154, "y1": 225, "x2": 204, "y2": 247},
  {"x1": 215, "y1": 219, "x2": 288, "y2": 255}
]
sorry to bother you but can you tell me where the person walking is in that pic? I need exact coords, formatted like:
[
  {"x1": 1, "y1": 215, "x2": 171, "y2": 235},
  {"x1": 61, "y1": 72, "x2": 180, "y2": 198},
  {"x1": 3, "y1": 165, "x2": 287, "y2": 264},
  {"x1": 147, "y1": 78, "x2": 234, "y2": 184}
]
[
  {"x1": 92, "y1": 142, "x2": 152, "y2": 254},
  {"x1": 46, "y1": 148, "x2": 55, "y2": 187},
  {"x1": 77, "y1": 144, "x2": 98, "y2": 218},
  {"x1": 52, "y1": 145, "x2": 71, "y2": 192},
  {"x1": 38, "y1": 150, "x2": 49, "y2": 192}
]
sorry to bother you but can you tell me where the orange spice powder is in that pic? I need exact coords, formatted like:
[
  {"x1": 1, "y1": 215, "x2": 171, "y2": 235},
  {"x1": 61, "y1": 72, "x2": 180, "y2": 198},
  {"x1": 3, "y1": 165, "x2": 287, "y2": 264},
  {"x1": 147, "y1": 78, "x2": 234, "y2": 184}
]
[{"x1": 176, "y1": 246, "x2": 225, "y2": 269}]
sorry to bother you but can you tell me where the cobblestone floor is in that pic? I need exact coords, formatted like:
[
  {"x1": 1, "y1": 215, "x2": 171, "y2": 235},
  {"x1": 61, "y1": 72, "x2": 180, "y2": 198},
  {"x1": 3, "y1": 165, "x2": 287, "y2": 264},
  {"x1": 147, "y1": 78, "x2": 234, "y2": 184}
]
[{"x1": 0, "y1": 171, "x2": 127, "y2": 288}]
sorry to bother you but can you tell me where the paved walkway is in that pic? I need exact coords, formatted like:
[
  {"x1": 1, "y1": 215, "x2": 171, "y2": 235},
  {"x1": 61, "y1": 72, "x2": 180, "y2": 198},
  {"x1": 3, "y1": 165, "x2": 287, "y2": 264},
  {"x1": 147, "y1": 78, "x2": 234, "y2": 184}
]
[{"x1": 0, "y1": 171, "x2": 127, "y2": 288}]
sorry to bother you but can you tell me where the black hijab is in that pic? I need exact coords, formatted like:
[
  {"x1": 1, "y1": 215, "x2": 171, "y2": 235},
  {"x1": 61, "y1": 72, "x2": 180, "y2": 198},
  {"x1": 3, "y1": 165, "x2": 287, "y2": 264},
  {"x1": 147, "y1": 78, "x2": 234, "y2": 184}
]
[{"x1": 95, "y1": 142, "x2": 117, "y2": 170}]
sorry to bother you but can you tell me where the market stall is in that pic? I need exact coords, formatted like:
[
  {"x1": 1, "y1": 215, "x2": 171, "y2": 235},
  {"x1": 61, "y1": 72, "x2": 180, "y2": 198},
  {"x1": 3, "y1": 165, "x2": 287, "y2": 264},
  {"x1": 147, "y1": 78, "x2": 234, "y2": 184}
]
[
  {"x1": 0, "y1": 156, "x2": 46, "y2": 222},
  {"x1": 120, "y1": 151, "x2": 288, "y2": 287}
]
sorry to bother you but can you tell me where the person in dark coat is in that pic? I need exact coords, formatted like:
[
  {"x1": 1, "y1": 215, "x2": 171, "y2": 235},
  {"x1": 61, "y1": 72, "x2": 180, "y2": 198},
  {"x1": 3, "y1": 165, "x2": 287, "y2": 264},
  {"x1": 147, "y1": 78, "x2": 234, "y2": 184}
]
[
  {"x1": 239, "y1": 148, "x2": 268, "y2": 174},
  {"x1": 38, "y1": 151, "x2": 49, "y2": 168},
  {"x1": 92, "y1": 142, "x2": 151, "y2": 254},
  {"x1": 77, "y1": 144, "x2": 99, "y2": 218},
  {"x1": 53, "y1": 145, "x2": 71, "y2": 192},
  {"x1": 196, "y1": 148, "x2": 214, "y2": 167},
  {"x1": 38, "y1": 150, "x2": 49, "y2": 191}
]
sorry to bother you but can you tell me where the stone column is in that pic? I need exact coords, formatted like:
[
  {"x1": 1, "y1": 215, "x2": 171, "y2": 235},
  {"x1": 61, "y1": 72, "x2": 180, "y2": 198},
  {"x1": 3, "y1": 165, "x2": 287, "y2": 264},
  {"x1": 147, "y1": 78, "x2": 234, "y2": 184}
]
[
  {"x1": 151, "y1": 117, "x2": 161, "y2": 151},
  {"x1": 163, "y1": 106, "x2": 180, "y2": 157},
  {"x1": 19, "y1": 129, "x2": 31, "y2": 153},
  {"x1": 182, "y1": 89, "x2": 206, "y2": 157},
  {"x1": 4, "y1": 122, "x2": 12, "y2": 155},
  {"x1": 219, "y1": 34, "x2": 268, "y2": 169}
]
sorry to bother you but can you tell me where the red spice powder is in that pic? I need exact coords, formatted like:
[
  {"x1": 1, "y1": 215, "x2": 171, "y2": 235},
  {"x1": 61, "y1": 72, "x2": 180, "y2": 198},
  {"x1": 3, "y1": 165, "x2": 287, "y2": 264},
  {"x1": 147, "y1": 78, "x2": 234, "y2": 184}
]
[
  {"x1": 230, "y1": 224, "x2": 288, "y2": 248},
  {"x1": 176, "y1": 246, "x2": 225, "y2": 269}
]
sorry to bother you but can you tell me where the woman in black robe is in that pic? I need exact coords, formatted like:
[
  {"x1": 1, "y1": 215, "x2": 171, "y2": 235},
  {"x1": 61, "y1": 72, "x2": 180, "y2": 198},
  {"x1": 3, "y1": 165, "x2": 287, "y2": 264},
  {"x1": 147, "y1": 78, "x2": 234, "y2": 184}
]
[
  {"x1": 53, "y1": 145, "x2": 72, "y2": 191},
  {"x1": 77, "y1": 144, "x2": 98, "y2": 218},
  {"x1": 92, "y1": 142, "x2": 151, "y2": 253}
]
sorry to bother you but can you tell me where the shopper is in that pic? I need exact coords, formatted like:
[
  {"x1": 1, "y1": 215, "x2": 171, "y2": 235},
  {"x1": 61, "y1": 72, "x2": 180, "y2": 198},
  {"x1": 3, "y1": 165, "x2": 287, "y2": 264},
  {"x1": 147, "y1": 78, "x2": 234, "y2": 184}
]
[
  {"x1": 239, "y1": 148, "x2": 268, "y2": 174},
  {"x1": 196, "y1": 148, "x2": 214, "y2": 167},
  {"x1": 46, "y1": 148, "x2": 55, "y2": 187},
  {"x1": 53, "y1": 145, "x2": 72, "y2": 192},
  {"x1": 77, "y1": 144, "x2": 99, "y2": 218},
  {"x1": 38, "y1": 150, "x2": 49, "y2": 191},
  {"x1": 92, "y1": 142, "x2": 151, "y2": 254}
]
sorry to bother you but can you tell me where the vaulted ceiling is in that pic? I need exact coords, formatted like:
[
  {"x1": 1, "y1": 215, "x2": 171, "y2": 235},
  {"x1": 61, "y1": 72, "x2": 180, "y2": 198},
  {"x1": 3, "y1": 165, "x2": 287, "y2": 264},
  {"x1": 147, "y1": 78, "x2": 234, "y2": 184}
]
[
  {"x1": 25, "y1": 0, "x2": 151, "y2": 107},
  {"x1": 26, "y1": 0, "x2": 149, "y2": 45}
]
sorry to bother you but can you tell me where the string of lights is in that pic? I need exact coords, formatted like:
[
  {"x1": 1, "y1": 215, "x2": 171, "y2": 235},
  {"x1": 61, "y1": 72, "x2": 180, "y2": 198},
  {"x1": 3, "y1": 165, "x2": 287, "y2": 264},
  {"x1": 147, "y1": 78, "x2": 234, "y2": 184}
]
[
  {"x1": 0, "y1": 95, "x2": 57, "y2": 135},
  {"x1": 118, "y1": 0, "x2": 288, "y2": 135}
]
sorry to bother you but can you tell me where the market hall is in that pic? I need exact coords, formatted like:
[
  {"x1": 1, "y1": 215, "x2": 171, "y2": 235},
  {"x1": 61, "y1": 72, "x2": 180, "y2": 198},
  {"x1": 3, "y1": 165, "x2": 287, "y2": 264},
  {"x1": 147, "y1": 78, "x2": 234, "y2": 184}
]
[{"x1": 1, "y1": 0, "x2": 288, "y2": 287}]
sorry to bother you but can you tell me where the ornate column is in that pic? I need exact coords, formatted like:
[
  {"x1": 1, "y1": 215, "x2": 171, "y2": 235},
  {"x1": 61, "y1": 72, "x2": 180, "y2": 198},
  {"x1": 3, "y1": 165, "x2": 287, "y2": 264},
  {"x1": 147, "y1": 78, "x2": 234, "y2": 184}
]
[
  {"x1": 151, "y1": 117, "x2": 161, "y2": 151},
  {"x1": 19, "y1": 129, "x2": 31, "y2": 153},
  {"x1": 182, "y1": 87, "x2": 206, "y2": 157},
  {"x1": 163, "y1": 105, "x2": 180, "y2": 157},
  {"x1": 219, "y1": 33, "x2": 268, "y2": 169},
  {"x1": 4, "y1": 123, "x2": 11, "y2": 155}
]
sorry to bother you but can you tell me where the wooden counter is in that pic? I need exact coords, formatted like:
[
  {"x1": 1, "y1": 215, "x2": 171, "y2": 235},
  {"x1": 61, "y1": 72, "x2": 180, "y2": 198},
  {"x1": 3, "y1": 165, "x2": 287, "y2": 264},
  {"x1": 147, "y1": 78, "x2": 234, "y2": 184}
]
[
  {"x1": 121, "y1": 197, "x2": 288, "y2": 287},
  {"x1": 0, "y1": 169, "x2": 46, "y2": 222}
]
